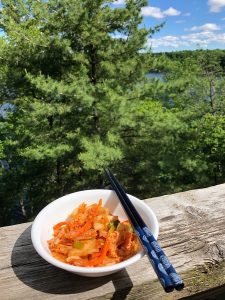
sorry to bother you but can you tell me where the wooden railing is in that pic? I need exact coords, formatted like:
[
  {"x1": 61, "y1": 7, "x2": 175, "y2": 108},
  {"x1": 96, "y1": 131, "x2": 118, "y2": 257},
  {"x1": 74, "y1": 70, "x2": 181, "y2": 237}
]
[{"x1": 1, "y1": 184, "x2": 225, "y2": 300}]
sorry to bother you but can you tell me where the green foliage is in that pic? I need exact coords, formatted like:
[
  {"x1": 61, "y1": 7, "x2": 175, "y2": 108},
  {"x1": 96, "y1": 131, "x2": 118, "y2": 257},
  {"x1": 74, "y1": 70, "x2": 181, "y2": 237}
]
[{"x1": 79, "y1": 133, "x2": 123, "y2": 170}]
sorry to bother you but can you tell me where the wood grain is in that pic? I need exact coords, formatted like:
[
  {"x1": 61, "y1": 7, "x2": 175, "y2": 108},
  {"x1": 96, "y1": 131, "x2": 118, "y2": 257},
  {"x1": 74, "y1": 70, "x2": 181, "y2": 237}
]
[{"x1": 1, "y1": 184, "x2": 225, "y2": 299}]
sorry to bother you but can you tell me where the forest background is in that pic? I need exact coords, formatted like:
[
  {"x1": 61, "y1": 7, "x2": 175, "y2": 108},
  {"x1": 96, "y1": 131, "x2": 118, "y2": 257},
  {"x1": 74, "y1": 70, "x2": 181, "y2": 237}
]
[{"x1": 1, "y1": 0, "x2": 225, "y2": 226}]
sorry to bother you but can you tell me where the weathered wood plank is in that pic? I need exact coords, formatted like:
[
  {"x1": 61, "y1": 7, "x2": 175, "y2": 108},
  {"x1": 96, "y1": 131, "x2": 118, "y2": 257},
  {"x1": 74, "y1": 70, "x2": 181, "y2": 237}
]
[{"x1": 1, "y1": 184, "x2": 225, "y2": 299}]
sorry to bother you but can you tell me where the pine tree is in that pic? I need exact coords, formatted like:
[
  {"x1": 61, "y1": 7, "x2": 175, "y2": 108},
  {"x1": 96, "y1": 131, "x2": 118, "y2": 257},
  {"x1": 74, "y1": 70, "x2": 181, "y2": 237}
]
[{"x1": 0, "y1": 0, "x2": 161, "y2": 225}]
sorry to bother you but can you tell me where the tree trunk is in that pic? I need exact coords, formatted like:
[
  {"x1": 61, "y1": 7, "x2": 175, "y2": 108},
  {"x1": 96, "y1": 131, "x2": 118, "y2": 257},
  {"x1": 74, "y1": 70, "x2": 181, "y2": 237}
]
[
  {"x1": 209, "y1": 79, "x2": 215, "y2": 113},
  {"x1": 89, "y1": 44, "x2": 100, "y2": 133},
  {"x1": 56, "y1": 159, "x2": 64, "y2": 196}
]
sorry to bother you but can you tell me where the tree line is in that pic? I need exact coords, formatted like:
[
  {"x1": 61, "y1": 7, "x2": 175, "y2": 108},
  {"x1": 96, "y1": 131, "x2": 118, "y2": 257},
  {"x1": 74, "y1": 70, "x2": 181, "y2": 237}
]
[
  {"x1": 0, "y1": 0, "x2": 225, "y2": 226},
  {"x1": 161, "y1": 49, "x2": 225, "y2": 71}
]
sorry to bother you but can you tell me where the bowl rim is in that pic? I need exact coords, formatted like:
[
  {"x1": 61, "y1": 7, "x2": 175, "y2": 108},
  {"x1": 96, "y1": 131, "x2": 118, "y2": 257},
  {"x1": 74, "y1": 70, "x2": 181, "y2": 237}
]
[{"x1": 31, "y1": 189, "x2": 159, "y2": 274}]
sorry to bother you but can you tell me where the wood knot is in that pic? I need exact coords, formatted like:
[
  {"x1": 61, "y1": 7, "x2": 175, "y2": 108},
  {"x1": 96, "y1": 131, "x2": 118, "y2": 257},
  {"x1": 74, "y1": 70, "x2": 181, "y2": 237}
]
[
  {"x1": 205, "y1": 241, "x2": 225, "y2": 263},
  {"x1": 184, "y1": 205, "x2": 208, "y2": 219}
]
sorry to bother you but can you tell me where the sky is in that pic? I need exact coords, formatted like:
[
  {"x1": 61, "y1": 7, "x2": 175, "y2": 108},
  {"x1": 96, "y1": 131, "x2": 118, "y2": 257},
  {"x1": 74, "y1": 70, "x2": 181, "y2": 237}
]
[{"x1": 114, "y1": 0, "x2": 225, "y2": 52}]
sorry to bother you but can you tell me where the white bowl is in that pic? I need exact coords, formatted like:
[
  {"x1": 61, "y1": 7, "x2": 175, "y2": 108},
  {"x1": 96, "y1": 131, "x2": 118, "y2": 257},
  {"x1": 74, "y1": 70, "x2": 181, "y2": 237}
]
[{"x1": 31, "y1": 189, "x2": 159, "y2": 277}]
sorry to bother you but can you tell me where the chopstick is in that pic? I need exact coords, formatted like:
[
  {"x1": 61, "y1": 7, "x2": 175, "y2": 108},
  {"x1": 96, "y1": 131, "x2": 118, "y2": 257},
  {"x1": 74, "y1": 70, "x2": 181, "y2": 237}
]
[
  {"x1": 105, "y1": 169, "x2": 184, "y2": 292},
  {"x1": 105, "y1": 169, "x2": 173, "y2": 292}
]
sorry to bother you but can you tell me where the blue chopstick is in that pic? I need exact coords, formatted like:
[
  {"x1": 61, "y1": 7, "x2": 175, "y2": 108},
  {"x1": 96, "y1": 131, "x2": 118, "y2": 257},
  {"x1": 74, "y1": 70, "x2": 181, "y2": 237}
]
[
  {"x1": 105, "y1": 169, "x2": 184, "y2": 292},
  {"x1": 107, "y1": 170, "x2": 184, "y2": 290},
  {"x1": 105, "y1": 169, "x2": 174, "y2": 293}
]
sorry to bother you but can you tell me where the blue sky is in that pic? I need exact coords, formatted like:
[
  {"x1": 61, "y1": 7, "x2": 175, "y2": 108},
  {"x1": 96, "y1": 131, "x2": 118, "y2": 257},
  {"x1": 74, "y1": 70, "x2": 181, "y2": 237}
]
[{"x1": 114, "y1": 0, "x2": 225, "y2": 52}]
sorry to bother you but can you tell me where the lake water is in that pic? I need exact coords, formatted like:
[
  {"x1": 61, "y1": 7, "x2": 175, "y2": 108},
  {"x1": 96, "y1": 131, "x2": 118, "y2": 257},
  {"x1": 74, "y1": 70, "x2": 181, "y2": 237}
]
[{"x1": 147, "y1": 72, "x2": 164, "y2": 81}]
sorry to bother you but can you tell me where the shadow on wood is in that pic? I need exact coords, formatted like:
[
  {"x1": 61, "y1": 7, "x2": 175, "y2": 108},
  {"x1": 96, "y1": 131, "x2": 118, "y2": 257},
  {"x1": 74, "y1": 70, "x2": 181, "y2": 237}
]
[{"x1": 11, "y1": 225, "x2": 133, "y2": 297}]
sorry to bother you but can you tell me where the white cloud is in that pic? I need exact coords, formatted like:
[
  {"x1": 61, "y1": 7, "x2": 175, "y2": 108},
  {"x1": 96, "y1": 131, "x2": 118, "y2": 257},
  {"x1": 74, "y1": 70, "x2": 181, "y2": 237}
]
[
  {"x1": 183, "y1": 12, "x2": 191, "y2": 16},
  {"x1": 208, "y1": 0, "x2": 225, "y2": 12},
  {"x1": 148, "y1": 35, "x2": 188, "y2": 49},
  {"x1": 163, "y1": 7, "x2": 181, "y2": 16},
  {"x1": 190, "y1": 23, "x2": 221, "y2": 31},
  {"x1": 141, "y1": 6, "x2": 164, "y2": 18},
  {"x1": 141, "y1": 6, "x2": 181, "y2": 19},
  {"x1": 148, "y1": 31, "x2": 225, "y2": 49}
]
